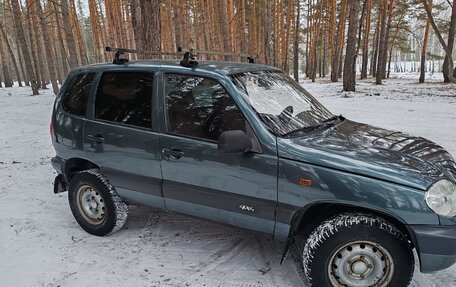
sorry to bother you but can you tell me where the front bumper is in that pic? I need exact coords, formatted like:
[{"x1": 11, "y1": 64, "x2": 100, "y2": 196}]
[{"x1": 408, "y1": 225, "x2": 456, "y2": 273}]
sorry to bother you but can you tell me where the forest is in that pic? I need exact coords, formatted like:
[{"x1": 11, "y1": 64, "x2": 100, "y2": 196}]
[{"x1": 0, "y1": 0, "x2": 455, "y2": 96}]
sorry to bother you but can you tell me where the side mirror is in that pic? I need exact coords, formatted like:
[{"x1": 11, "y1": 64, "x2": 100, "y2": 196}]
[{"x1": 218, "y1": 130, "x2": 252, "y2": 153}]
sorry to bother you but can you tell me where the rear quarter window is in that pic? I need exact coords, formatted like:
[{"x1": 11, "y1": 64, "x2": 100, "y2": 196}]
[{"x1": 62, "y1": 73, "x2": 96, "y2": 116}]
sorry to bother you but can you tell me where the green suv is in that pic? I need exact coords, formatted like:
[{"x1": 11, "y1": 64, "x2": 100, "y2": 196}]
[{"x1": 51, "y1": 55, "x2": 456, "y2": 286}]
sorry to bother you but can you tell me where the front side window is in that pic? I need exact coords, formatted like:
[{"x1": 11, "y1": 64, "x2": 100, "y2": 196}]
[
  {"x1": 230, "y1": 71, "x2": 334, "y2": 137},
  {"x1": 95, "y1": 72, "x2": 153, "y2": 129},
  {"x1": 165, "y1": 74, "x2": 246, "y2": 141},
  {"x1": 62, "y1": 72, "x2": 95, "y2": 116}
]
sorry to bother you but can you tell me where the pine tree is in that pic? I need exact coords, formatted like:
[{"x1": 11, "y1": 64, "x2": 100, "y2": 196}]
[
  {"x1": 343, "y1": 0, "x2": 361, "y2": 91},
  {"x1": 10, "y1": 0, "x2": 39, "y2": 95}
]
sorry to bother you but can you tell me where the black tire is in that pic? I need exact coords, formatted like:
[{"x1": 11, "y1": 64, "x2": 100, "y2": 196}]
[
  {"x1": 302, "y1": 213, "x2": 414, "y2": 287},
  {"x1": 68, "y1": 169, "x2": 128, "y2": 236}
]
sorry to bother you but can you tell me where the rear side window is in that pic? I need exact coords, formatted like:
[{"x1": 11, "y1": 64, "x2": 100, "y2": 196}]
[
  {"x1": 62, "y1": 73, "x2": 95, "y2": 116},
  {"x1": 95, "y1": 72, "x2": 153, "y2": 129}
]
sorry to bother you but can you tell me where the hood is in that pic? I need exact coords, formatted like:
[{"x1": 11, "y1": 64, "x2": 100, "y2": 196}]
[{"x1": 278, "y1": 119, "x2": 456, "y2": 190}]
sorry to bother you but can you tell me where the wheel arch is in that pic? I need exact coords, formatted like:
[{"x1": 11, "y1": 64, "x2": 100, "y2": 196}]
[
  {"x1": 63, "y1": 157, "x2": 100, "y2": 182},
  {"x1": 280, "y1": 201, "x2": 417, "y2": 263}
]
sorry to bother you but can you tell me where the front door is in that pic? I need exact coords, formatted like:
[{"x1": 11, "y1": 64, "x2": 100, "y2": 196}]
[
  {"x1": 83, "y1": 71, "x2": 164, "y2": 208},
  {"x1": 158, "y1": 73, "x2": 277, "y2": 234}
]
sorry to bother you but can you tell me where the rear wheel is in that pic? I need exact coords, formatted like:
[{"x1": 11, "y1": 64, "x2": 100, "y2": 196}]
[
  {"x1": 68, "y1": 169, "x2": 128, "y2": 236},
  {"x1": 302, "y1": 213, "x2": 414, "y2": 287}
]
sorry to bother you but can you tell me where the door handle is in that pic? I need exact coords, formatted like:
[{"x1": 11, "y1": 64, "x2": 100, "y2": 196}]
[
  {"x1": 162, "y1": 148, "x2": 185, "y2": 159},
  {"x1": 87, "y1": 134, "x2": 105, "y2": 143}
]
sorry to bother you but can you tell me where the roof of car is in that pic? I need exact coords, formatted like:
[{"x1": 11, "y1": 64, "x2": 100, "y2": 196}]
[{"x1": 76, "y1": 60, "x2": 282, "y2": 76}]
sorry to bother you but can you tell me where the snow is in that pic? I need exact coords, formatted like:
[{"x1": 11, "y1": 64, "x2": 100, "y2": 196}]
[{"x1": 0, "y1": 74, "x2": 455, "y2": 286}]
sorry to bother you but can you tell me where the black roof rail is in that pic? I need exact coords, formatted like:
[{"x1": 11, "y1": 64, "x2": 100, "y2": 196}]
[
  {"x1": 105, "y1": 46, "x2": 257, "y2": 66},
  {"x1": 179, "y1": 50, "x2": 198, "y2": 68}
]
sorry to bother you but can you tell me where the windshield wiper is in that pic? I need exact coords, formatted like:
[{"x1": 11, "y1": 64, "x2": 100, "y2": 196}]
[
  {"x1": 281, "y1": 114, "x2": 344, "y2": 138},
  {"x1": 281, "y1": 125, "x2": 324, "y2": 137},
  {"x1": 322, "y1": 114, "x2": 344, "y2": 123}
]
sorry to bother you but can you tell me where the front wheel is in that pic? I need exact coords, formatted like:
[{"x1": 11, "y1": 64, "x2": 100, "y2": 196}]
[{"x1": 302, "y1": 213, "x2": 414, "y2": 287}]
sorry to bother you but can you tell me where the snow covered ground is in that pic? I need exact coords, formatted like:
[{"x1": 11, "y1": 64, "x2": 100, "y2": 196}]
[{"x1": 0, "y1": 73, "x2": 455, "y2": 287}]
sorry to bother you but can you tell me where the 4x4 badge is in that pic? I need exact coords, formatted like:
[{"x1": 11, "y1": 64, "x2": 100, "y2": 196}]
[{"x1": 239, "y1": 204, "x2": 255, "y2": 213}]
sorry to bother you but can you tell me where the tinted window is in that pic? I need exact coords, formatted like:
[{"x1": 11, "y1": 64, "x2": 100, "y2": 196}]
[
  {"x1": 165, "y1": 74, "x2": 246, "y2": 141},
  {"x1": 95, "y1": 72, "x2": 153, "y2": 129},
  {"x1": 62, "y1": 73, "x2": 95, "y2": 116}
]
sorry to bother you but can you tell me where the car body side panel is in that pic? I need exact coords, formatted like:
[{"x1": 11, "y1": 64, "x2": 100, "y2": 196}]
[
  {"x1": 156, "y1": 69, "x2": 278, "y2": 234},
  {"x1": 275, "y1": 157, "x2": 439, "y2": 237},
  {"x1": 158, "y1": 132, "x2": 278, "y2": 234},
  {"x1": 165, "y1": 198, "x2": 276, "y2": 234},
  {"x1": 81, "y1": 68, "x2": 165, "y2": 208},
  {"x1": 83, "y1": 120, "x2": 164, "y2": 207},
  {"x1": 52, "y1": 70, "x2": 96, "y2": 161}
]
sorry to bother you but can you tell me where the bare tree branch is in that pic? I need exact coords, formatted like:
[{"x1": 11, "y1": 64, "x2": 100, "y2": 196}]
[{"x1": 421, "y1": 0, "x2": 456, "y2": 83}]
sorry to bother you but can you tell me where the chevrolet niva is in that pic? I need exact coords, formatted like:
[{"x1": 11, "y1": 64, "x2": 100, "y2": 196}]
[{"x1": 51, "y1": 50, "x2": 456, "y2": 287}]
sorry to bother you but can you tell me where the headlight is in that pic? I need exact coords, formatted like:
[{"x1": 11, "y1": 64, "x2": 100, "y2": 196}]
[{"x1": 425, "y1": 179, "x2": 456, "y2": 217}]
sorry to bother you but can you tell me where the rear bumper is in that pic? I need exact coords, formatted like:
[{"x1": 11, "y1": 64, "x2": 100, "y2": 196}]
[
  {"x1": 51, "y1": 156, "x2": 64, "y2": 174},
  {"x1": 408, "y1": 225, "x2": 456, "y2": 273},
  {"x1": 51, "y1": 156, "x2": 68, "y2": 193}
]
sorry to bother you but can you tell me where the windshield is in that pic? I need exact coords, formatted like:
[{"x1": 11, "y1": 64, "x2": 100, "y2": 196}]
[{"x1": 230, "y1": 71, "x2": 333, "y2": 137}]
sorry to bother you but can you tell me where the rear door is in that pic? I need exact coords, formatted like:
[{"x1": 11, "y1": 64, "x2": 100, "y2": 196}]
[
  {"x1": 158, "y1": 72, "x2": 278, "y2": 234},
  {"x1": 83, "y1": 70, "x2": 164, "y2": 208}
]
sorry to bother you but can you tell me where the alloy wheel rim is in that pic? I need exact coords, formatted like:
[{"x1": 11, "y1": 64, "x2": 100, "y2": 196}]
[{"x1": 328, "y1": 240, "x2": 394, "y2": 287}]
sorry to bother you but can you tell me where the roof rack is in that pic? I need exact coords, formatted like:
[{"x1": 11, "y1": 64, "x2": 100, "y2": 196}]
[
  {"x1": 105, "y1": 46, "x2": 256, "y2": 67},
  {"x1": 177, "y1": 47, "x2": 256, "y2": 64}
]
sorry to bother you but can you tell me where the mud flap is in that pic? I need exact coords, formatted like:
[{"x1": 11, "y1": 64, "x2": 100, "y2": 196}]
[
  {"x1": 53, "y1": 174, "x2": 68, "y2": 194},
  {"x1": 280, "y1": 236, "x2": 294, "y2": 264}
]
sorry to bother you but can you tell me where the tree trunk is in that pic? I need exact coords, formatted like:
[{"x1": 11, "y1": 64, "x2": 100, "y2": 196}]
[
  {"x1": 10, "y1": 0, "x2": 39, "y2": 95},
  {"x1": 36, "y1": 1, "x2": 60, "y2": 95},
  {"x1": 375, "y1": 0, "x2": 388, "y2": 85},
  {"x1": 355, "y1": 0, "x2": 367, "y2": 69},
  {"x1": 331, "y1": 0, "x2": 347, "y2": 82},
  {"x1": 0, "y1": 35, "x2": 13, "y2": 87},
  {"x1": 0, "y1": 22, "x2": 22, "y2": 87},
  {"x1": 387, "y1": 13, "x2": 405, "y2": 78},
  {"x1": 70, "y1": 0, "x2": 89, "y2": 65},
  {"x1": 422, "y1": 0, "x2": 456, "y2": 83},
  {"x1": 141, "y1": 0, "x2": 161, "y2": 57},
  {"x1": 330, "y1": 0, "x2": 336, "y2": 69},
  {"x1": 343, "y1": 0, "x2": 361, "y2": 91},
  {"x1": 283, "y1": 0, "x2": 294, "y2": 72},
  {"x1": 443, "y1": 0, "x2": 456, "y2": 82},
  {"x1": 293, "y1": 0, "x2": 300, "y2": 82},
  {"x1": 53, "y1": 1, "x2": 71, "y2": 75},
  {"x1": 370, "y1": 13, "x2": 381, "y2": 76},
  {"x1": 218, "y1": 0, "x2": 233, "y2": 60},
  {"x1": 420, "y1": 2, "x2": 432, "y2": 83},
  {"x1": 26, "y1": 0, "x2": 46, "y2": 89},
  {"x1": 61, "y1": 0, "x2": 79, "y2": 69},
  {"x1": 361, "y1": 0, "x2": 371, "y2": 79},
  {"x1": 380, "y1": 0, "x2": 395, "y2": 79},
  {"x1": 89, "y1": 0, "x2": 104, "y2": 62}
]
